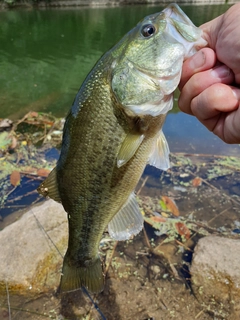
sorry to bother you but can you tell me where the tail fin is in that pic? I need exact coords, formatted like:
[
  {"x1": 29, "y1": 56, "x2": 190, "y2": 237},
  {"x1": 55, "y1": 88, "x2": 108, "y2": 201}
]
[{"x1": 59, "y1": 256, "x2": 104, "y2": 294}]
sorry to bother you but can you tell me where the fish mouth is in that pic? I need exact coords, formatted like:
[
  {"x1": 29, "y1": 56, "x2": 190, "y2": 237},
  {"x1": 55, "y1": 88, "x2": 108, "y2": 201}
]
[
  {"x1": 162, "y1": 3, "x2": 207, "y2": 56},
  {"x1": 163, "y1": 3, "x2": 195, "y2": 28}
]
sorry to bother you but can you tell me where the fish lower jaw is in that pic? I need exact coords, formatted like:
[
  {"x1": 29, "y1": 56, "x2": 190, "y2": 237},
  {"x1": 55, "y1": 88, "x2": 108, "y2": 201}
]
[{"x1": 126, "y1": 94, "x2": 173, "y2": 117}]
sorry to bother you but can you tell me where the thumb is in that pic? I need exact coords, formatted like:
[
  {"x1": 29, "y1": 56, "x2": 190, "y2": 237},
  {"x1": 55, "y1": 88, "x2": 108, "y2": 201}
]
[{"x1": 200, "y1": 14, "x2": 223, "y2": 51}]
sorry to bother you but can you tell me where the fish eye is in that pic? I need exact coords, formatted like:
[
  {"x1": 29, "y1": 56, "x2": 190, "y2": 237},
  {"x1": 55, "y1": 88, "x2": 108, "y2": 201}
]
[{"x1": 141, "y1": 24, "x2": 156, "y2": 38}]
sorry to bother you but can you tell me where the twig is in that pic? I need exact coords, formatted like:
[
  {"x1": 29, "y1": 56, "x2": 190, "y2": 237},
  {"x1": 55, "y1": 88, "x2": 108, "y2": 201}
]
[
  {"x1": 31, "y1": 209, "x2": 63, "y2": 259},
  {"x1": 5, "y1": 281, "x2": 11, "y2": 320},
  {"x1": 12, "y1": 112, "x2": 31, "y2": 131},
  {"x1": 6, "y1": 190, "x2": 40, "y2": 203},
  {"x1": 135, "y1": 251, "x2": 149, "y2": 256},
  {"x1": 168, "y1": 262, "x2": 180, "y2": 280},
  {"x1": 136, "y1": 176, "x2": 149, "y2": 195},
  {"x1": 173, "y1": 152, "x2": 240, "y2": 161},
  {"x1": 143, "y1": 226, "x2": 151, "y2": 249},
  {"x1": 143, "y1": 227, "x2": 181, "y2": 280},
  {"x1": 195, "y1": 309, "x2": 204, "y2": 319},
  {"x1": 31, "y1": 209, "x2": 106, "y2": 320},
  {"x1": 189, "y1": 170, "x2": 240, "y2": 206},
  {"x1": 81, "y1": 287, "x2": 106, "y2": 320},
  {"x1": 104, "y1": 240, "x2": 118, "y2": 275},
  {"x1": 1, "y1": 186, "x2": 17, "y2": 206},
  {"x1": 207, "y1": 206, "x2": 232, "y2": 225},
  {"x1": 43, "y1": 121, "x2": 57, "y2": 144},
  {"x1": 188, "y1": 220, "x2": 219, "y2": 233},
  {"x1": 3, "y1": 306, "x2": 54, "y2": 318},
  {"x1": 175, "y1": 240, "x2": 193, "y2": 252}
]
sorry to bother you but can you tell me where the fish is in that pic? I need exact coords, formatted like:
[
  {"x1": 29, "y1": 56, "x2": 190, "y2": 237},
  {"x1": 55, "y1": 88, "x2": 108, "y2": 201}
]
[{"x1": 37, "y1": 3, "x2": 207, "y2": 294}]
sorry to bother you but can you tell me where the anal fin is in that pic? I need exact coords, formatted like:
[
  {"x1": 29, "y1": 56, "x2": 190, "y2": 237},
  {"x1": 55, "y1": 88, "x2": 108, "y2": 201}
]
[{"x1": 108, "y1": 192, "x2": 143, "y2": 241}]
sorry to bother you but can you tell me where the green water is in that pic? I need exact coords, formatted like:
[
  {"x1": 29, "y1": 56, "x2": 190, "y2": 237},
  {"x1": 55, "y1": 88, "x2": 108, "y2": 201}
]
[{"x1": 1, "y1": 4, "x2": 239, "y2": 155}]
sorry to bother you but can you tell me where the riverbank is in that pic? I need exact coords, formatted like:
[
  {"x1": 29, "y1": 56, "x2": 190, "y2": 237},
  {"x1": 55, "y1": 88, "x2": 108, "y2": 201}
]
[{"x1": 0, "y1": 0, "x2": 237, "y2": 9}]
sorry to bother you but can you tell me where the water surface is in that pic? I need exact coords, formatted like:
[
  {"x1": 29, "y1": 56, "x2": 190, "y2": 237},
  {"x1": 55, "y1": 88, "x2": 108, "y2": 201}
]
[
  {"x1": 0, "y1": 4, "x2": 239, "y2": 156},
  {"x1": 0, "y1": 5, "x2": 240, "y2": 320}
]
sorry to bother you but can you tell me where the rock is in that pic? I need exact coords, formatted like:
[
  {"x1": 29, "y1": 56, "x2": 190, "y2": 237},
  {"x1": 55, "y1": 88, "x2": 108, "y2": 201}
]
[
  {"x1": 191, "y1": 235, "x2": 240, "y2": 318},
  {"x1": 0, "y1": 200, "x2": 68, "y2": 296}
]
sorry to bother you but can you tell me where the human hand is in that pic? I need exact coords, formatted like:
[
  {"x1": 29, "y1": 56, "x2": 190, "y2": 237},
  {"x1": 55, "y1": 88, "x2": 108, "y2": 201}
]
[{"x1": 178, "y1": 3, "x2": 240, "y2": 144}]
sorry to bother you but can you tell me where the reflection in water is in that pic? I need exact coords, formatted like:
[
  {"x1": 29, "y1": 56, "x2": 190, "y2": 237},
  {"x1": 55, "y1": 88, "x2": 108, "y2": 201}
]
[
  {"x1": 0, "y1": 5, "x2": 240, "y2": 320},
  {"x1": 0, "y1": 4, "x2": 239, "y2": 157},
  {"x1": 165, "y1": 112, "x2": 240, "y2": 156}
]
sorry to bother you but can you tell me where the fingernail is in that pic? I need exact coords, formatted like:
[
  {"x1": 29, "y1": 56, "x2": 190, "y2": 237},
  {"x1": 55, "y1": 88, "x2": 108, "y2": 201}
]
[
  {"x1": 232, "y1": 88, "x2": 240, "y2": 100},
  {"x1": 211, "y1": 65, "x2": 231, "y2": 79},
  {"x1": 189, "y1": 50, "x2": 205, "y2": 69}
]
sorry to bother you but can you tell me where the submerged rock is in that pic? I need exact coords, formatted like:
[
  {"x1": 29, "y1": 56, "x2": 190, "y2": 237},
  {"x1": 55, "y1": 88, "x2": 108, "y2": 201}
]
[
  {"x1": 0, "y1": 200, "x2": 67, "y2": 296},
  {"x1": 191, "y1": 235, "x2": 240, "y2": 318}
]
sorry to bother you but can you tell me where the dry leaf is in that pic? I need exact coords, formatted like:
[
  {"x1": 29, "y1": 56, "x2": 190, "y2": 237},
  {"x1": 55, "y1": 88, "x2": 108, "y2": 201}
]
[
  {"x1": 150, "y1": 216, "x2": 167, "y2": 223},
  {"x1": 0, "y1": 118, "x2": 13, "y2": 129},
  {"x1": 29, "y1": 111, "x2": 38, "y2": 117},
  {"x1": 192, "y1": 177, "x2": 202, "y2": 187},
  {"x1": 37, "y1": 168, "x2": 50, "y2": 177},
  {"x1": 10, "y1": 136, "x2": 18, "y2": 149},
  {"x1": 24, "y1": 166, "x2": 37, "y2": 173},
  {"x1": 175, "y1": 222, "x2": 191, "y2": 240},
  {"x1": 161, "y1": 196, "x2": 179, "y2": 217},
  {"x1": 10, "y1": 170, "x2": 21, "y2": 186}
]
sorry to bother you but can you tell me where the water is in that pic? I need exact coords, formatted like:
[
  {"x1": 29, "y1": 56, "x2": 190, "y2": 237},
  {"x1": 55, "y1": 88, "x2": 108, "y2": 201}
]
[
  {"x1": 0, "y1": 4, "x2": 239, "y2": 156},
  {"x1": 1, "y1": 5, "x2": 240, "y2": 320}
]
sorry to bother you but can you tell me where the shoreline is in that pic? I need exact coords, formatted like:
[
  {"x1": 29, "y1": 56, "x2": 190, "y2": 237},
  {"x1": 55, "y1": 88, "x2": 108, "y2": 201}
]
[{"x1": 0, "y1": 0, "x2": 237, "y2": 9}]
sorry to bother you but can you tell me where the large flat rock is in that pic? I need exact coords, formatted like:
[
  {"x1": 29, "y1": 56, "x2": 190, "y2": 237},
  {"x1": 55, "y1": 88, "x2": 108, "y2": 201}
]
[
  {"x1": 0, "y1": 200, "x2": 68, "y2": 296},
  {"x1": 191, "y1": 235, "x2": 240, "y2": 318}
]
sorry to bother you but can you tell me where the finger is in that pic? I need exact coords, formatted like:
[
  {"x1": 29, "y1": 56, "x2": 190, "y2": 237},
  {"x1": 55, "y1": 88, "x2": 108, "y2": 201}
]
[
  {"x1": 192, "y1": 83, "x2": 239, "y2": 120},
  {"x1": 178, "y1": 65, "x2": 234, "y2": 115},
  {"x1": 221, "y1": 92, "x2": 240, "y2": 143},
  {"x1": 191, "y1": 85, "x2": 240, "y2": 143},
  {"x1": 179, "y1": 48, "x2": 216, "y2": 90}
]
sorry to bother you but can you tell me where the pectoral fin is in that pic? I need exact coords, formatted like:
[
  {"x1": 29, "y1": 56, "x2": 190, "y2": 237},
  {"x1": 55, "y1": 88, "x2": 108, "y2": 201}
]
[
  {"x1": 148, "y1": 130, "x2": 170, "y2": 171},
  {"x1": 37, "y1": 167, "x2": 61, "y2": 203},
  {"x1": 117, "y1": 133, "x2": 144, "y2": 168},
  {"x1": 108, "y1": 192, "x2": 143, "y2": 241}
]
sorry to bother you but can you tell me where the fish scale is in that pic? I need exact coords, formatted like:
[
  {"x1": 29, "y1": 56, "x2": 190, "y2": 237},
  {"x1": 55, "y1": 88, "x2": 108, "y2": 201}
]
[{"x1": 38, "y1": 3, "x2": 207, "y2": 293}]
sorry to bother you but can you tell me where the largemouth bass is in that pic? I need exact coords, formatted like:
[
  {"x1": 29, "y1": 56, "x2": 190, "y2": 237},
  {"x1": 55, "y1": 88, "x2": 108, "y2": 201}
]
[{"x1": 38, "y1": 3, "x2": 207, "y2": 293}]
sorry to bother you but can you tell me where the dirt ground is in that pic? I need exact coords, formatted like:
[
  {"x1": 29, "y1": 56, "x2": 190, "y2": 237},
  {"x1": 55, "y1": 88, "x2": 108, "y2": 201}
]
[
  {"x1": 0, "y1": 238, "x2": 213, "y2": 320},
  {"x1": 1, "y1": 114, "x2": 240, "y2": 319}
]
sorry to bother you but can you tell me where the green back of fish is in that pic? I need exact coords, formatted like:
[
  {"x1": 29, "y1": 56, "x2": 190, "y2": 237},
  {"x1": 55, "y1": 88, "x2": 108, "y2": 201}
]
[
  {"x1": 54, "y1": 51, "x2": 165, "y2": 292},
  {"x1": 37, "y1": 3, "x2": 207, "y2": 293}
]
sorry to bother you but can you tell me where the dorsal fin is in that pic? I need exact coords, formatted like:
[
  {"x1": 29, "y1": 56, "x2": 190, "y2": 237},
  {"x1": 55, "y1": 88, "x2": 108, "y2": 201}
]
[
  {"x1": 37, "y1": 167, "x2": 61, "y2": 203},
  {"x1": 117, "y1": 133, "x2": 144, "y2": 168},
  {"x1": 108, "y1": 192, "x2": 143, "y2": 241},
  {"x1": 148, "y1": 130, "x2": 170, "y2": 171}
]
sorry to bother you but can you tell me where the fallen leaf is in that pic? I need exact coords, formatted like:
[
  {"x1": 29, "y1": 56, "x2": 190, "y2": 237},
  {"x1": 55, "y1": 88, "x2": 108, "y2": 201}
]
[
  {"x1": 0, "y1": 132, "x2": 12, "y2": 150},
  {"x1": 175, "y1": 222, "x2": 191, "y2": 240},
  {"x1": 0, "y1": 118, "x2": 13, "y2": 129},
  {"x1": 192, "y1": 177, "x2": 202, "y2": 187},
  {"x1": 29, "y1": 111, "x2": 38, "y2": 117},
  {"x1": 150, "y1": 216, "x2": 167, "y2": 223},
  {"x1": 160, "y1": 196, "x2": 179, "y2": 217},
  {"x1": 22, "y1": 167, "x2": 38, "y2": 174},
  {"x1": 10, "y1": 136, "x2": 18, "y2": 149},
  {"x1": 144, "y1": 216, "x2": 166, "y2": 230},
  {"x1": 10, "y1": 170, "x2": 21, "y2": 186},
  {"x1": 37, "y1": 168, "x2": 50, "y2": 177},
  {"x1": 161, "y1": 211, "x2": 170, "y2": 218}
]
